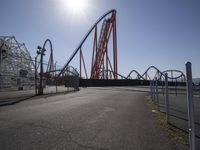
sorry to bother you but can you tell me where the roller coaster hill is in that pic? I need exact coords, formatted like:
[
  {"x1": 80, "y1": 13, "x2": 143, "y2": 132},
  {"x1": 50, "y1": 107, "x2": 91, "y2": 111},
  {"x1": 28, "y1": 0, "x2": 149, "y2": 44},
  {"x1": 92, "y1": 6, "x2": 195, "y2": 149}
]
[
  {"x1": 54, "y1": 9, "x2": 186, "y2": 87},
  {"x1": 0, "y1": 10, "x2": 186, "y2": 91}
]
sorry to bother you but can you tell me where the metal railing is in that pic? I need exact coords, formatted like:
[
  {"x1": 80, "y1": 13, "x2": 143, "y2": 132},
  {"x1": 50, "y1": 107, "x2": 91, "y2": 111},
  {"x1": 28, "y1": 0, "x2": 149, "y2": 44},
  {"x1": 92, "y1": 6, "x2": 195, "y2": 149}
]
[{"x1": 149, "y1": 62, "x2": 199, "y2": 150}]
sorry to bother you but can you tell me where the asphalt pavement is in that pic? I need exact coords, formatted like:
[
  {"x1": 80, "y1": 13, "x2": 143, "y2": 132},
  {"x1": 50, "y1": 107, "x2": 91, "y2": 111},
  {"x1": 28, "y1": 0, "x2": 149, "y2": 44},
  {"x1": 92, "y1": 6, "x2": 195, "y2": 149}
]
[
  {"x1": 0, "y1": 86, "x2": 74, "y2": 106},
  {"x1": 0, "y1": 87, "x2": 187, "y2": 150},
  {"x1": 156, "y1": 92, "x2": 200, "y2": 149}
]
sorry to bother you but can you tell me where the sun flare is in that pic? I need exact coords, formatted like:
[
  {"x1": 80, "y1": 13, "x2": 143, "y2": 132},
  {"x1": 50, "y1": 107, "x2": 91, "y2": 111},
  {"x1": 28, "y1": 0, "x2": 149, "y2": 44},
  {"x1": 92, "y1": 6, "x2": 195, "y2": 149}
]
[{"x1": 64, "y1": 0, "x2": 88, "y2": 14}]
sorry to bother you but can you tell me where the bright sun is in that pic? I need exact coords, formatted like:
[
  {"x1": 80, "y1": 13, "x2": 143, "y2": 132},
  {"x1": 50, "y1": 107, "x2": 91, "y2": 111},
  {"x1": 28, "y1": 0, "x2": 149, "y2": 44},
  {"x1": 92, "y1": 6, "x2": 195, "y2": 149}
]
[{"x1": 64, "y1": 0, "x2": 88, "y2": 14}]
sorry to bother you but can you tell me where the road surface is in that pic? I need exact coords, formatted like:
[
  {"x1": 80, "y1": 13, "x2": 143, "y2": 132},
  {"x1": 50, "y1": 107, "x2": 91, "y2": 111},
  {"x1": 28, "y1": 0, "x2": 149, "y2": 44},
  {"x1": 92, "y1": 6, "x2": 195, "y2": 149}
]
[{"x1": 0, "y1": 87, "x2": 186, "y2": 150}]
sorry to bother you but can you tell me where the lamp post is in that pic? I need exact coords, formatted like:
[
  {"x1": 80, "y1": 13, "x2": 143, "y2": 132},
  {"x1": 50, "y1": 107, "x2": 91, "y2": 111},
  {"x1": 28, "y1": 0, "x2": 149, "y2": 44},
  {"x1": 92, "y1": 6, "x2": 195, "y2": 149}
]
[
  {"x1": 37, "y1": 46, "x2": 46, "y2": 95},
  {"x1": 34, "y1": 51, "x2": 40, "y2": 95},
  {"x1": 0, "y1": 43, "x2": 3, "y2": 89},
  {"x1": 55, "y1": 61, "x2": 58, "y2": 93}
]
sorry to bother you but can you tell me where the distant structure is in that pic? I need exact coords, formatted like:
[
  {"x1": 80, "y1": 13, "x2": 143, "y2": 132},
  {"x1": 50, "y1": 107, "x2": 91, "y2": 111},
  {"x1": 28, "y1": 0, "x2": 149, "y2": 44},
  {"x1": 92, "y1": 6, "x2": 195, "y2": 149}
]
[
  {"x1": 0, "y1": 36, "x2": 34, "y2": 90},
  {"x1": 58, "y1": 9, "x2": 118, "y2": 80}
]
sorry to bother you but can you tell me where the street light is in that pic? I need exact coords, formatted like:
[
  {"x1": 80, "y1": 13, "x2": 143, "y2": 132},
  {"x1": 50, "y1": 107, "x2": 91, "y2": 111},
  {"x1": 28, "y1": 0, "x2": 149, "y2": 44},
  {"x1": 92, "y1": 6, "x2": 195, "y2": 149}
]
[
  {"x1": 35, "y1": 53, "x2": 39, "y2": 95},
  {"x1": 35, "y1": 46, "x2": 45, "y2": 95},
  {"x1": 37, "y1": 46, "x2": 46, "y2": 95},
  {"x1": 55, "y1": 61, "x2": 58, "y2": 93}
]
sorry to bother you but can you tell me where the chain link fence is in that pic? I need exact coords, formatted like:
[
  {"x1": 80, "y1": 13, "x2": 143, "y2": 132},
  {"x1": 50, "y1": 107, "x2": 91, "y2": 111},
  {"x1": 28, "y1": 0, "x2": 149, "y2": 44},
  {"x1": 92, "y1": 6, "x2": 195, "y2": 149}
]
[{"x1": 0, "y1": 58, "x2": 79, "y2": 104}]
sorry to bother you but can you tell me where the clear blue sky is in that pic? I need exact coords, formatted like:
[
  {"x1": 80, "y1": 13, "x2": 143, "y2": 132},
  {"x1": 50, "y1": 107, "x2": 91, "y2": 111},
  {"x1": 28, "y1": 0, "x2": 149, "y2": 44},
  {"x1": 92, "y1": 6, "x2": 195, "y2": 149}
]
[{"x1": 1, "y1": 0, "x2": 200, "y2": 77}]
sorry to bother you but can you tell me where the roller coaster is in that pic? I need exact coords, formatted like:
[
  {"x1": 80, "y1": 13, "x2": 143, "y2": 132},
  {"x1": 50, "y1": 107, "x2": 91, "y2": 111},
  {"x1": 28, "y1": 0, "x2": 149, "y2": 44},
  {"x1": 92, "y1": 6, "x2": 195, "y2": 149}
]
[
  {"x1": 0, "y1": 36, "x2": 35, "y2": 89},
  {"x1": 37, "y1": 9, "x2": 186, "y2": 88},
  {"x1": 127, "y1": 66, "x2": 185, "y2": 81},
  {"x1": 54, "y1": 9, "x2": 185, "y2": 83},
  {"x1": 0, "y1": 10, "x2": 186, "y2": 91},
  {"x1": 57, "y1": 9, "x2": 118, "y2": 80}
]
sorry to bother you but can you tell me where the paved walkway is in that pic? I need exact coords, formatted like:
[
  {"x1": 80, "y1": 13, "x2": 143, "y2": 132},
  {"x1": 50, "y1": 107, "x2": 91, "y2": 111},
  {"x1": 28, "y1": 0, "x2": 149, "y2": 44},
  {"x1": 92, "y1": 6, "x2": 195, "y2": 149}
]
[
  {"x1": 0, "y1": 87, "x2": 187, "y2": 149},
  {"x1": 0, "y1": 86, "x2": 74, "y2": 106}
]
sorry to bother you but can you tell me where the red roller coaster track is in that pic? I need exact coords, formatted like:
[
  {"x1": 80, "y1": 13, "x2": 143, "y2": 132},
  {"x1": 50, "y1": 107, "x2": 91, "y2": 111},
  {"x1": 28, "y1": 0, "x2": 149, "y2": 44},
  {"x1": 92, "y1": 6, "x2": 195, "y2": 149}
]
[
  {"x1": 50, "y1": 10, "x2": 186, "y2": 83},
  {"x1": 57, "y1": 9, "x2": 118, "y2": 80}
]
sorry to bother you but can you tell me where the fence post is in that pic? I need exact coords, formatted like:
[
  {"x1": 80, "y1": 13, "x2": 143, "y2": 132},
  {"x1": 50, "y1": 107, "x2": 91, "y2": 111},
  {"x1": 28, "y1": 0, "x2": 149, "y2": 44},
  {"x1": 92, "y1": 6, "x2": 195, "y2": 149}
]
[
  {"x1": 175, "y1": 79, "x2": 177, "y2": 96},
  {"x1": 165, "y1": 73, "x2": 169, "y2": 123},
  {"x1": 152, "y1": 80, "x2": 153, "y2": 101},
  {"x1": 186, "y1": 62, "x2": 196, "y2": 150},
  {"x1": 155, "y1": 78, "x2": 159, "y2": 109},
  {"x1": 162, "y1": 80, "x2": 164, "y2": 96},
  {"x1": 35, "y1": 55, "x2": 38, "y2": 95},
  {"x1": 199, "y1": 83, "x2": 200, "y2": 98},
  {"x1": 150, "y1": 80, "x2": 153, "y2": 100},
  {"x1": 55, "y1": 62, "x2": 58, "y2": 93},
  {"x1": 151, "y1": 80, "x2": 153, "y2": 100},
  {"x1": 152, "y1": 79, "x2": 155, "y2": 102}
]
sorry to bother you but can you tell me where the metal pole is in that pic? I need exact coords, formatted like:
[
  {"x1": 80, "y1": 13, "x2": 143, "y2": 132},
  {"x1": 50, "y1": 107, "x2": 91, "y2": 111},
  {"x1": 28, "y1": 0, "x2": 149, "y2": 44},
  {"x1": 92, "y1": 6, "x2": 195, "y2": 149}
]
[
  {"x1": 35, "y1": 56, "x2": 38, "y2": 95},
  {"x1": 152, "y1": 80, "x2": 155, "y2": 101},
  {"x1": 38, "y1": 50, "x2": 44, "y2": 95},
  {"x1": 186, "y1": 62, "x2": 196, "y2": 150},
  {"x1": 155, "y1": 77, "x2": 159, "y2": 109},
  {"x1": 0, "y1": 44, "x2": 2, "y2": 89},
  {"x1": 175, "y1": 79, "x2": 177, "y2": 96},
  {"x1": 150, "y1": 80, "x2": 153, "y2": 100},
  {"x1": 165, "y1": 73, "x2": 169, "y2": 123},
  {"x1": 198, "y1": 83, "x2": 200, "y2": 98},
  {"x1": 162, "y1": 80, "x2": 164, "y2": 96},
  {"x1": 153, "y1": 79, "x2": 156, "y2": 102},
  {"x1": 151, "y1": 80, "x2": 154, "y2": 100},
  {"x1": 149, "y1": 80, "x2": 151, "y2": 98},
  {"x1": 55, "y1": 62, "x2": 58, "y2": 93}
]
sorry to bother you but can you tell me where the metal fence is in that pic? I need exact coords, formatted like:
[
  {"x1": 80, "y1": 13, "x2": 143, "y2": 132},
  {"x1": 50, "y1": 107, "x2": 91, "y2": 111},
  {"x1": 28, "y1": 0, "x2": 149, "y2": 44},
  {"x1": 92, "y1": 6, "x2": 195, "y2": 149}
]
[
  {"x1": 0, "y1": 59, "x2": 79, "y2": 103},
  {"x1": 149, "y1": 62, "x2": 199, "y2": 150}
]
